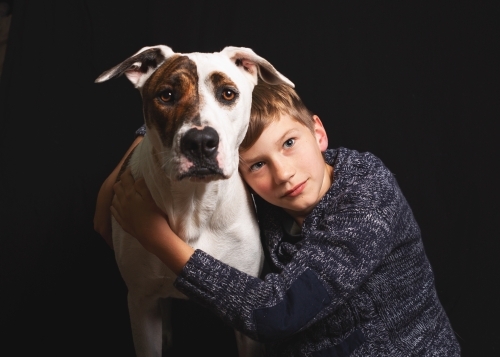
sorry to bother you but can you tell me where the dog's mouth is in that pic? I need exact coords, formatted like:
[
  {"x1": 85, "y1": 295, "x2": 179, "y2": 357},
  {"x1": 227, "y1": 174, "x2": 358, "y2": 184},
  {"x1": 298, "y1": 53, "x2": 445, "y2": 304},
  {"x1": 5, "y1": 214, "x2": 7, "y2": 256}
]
[{"x1": 178, "y1": 167, "x2": 226, "y2": 182}]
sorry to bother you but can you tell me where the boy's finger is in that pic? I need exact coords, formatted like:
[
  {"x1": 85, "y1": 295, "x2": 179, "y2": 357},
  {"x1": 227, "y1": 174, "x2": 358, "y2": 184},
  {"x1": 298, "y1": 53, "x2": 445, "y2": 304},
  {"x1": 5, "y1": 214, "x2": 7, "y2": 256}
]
[
  {"x1": 134, "y1": 178, "x2": 152, "y2": 199},
  {"x1": 111, "y1": 194, "x2": 120, "y2": 212},
  {"x1": 110, "y1": 205, "x2": 122, "y2": 227},
  {"x1": 120, "y1": 167, "x2": 136, "y2": 189},
  {"x1": 113, "y1": 180, "x2": 124, "y2": 198}
]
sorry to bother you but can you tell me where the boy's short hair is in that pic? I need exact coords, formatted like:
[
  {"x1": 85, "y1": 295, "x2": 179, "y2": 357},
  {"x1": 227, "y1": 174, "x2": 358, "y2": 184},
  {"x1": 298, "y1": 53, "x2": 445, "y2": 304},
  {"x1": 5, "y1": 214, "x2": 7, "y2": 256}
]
[{"x1": 240, "y1": 81, "x2": 315, "y2": 152}]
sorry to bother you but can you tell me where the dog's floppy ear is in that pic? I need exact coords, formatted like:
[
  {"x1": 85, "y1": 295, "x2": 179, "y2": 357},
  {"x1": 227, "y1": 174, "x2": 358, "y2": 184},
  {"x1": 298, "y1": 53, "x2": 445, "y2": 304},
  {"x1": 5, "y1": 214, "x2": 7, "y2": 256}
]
[
  {"x1": 221, "y1": 46, "x2": 294, "y2": 88},
  {"x1": 95, "y1": 45, "x2": 175, "y2": 88}
]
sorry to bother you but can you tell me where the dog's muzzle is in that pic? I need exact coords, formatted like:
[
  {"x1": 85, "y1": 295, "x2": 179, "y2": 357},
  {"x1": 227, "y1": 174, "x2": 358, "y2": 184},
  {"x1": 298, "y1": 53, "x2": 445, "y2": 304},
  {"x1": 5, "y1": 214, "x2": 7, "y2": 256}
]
[{"x1": 179, "y1": 127, "x2": 224, "y2": 180}]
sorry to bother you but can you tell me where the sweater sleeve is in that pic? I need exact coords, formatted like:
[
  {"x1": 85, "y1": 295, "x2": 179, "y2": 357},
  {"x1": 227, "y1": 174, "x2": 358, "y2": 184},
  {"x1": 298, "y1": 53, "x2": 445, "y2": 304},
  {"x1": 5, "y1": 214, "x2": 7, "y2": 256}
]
[
  {"x1": 176, "y1": 247, "x2": 336, "y2": 343},
  {"x1": 174, "y1": 152, "x2": 406, "y2": 343}
]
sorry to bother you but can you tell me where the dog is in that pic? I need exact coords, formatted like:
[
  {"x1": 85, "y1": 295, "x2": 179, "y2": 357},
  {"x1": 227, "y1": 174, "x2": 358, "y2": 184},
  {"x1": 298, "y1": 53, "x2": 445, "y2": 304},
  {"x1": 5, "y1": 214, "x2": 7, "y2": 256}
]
[{"x1": 95, "y1": 45, "x2": 294, "y2": 357}]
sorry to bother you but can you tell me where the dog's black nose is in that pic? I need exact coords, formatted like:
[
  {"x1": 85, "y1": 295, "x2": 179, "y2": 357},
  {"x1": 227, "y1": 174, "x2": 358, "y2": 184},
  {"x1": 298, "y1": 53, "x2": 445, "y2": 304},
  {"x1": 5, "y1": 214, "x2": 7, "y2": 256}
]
[{"x1": 180, "y1": 127, "x2": 219, "y2": 160}]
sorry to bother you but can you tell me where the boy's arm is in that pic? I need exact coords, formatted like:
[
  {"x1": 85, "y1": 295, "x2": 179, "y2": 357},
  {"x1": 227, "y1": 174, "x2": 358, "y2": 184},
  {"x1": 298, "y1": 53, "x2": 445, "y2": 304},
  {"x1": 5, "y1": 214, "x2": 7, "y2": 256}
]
[{"x1": 93, "y1": 135, "x2": 144, "y2": 249}]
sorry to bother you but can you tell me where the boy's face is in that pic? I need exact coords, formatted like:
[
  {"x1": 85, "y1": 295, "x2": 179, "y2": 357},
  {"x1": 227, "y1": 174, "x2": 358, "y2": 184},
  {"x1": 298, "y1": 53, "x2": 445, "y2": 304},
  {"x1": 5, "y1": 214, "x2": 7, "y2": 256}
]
[{"x1": 239, "y1": 114, "x2": 333, "y2": 223}]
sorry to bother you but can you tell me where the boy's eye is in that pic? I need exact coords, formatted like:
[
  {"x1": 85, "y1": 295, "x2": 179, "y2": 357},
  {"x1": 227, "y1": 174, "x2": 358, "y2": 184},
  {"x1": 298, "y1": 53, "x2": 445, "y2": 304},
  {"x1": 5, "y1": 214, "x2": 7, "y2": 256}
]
[
  {"x1": 284, "y1": 138, "x2": 295, "y2": 148},
  {"x1": 250, "y1": 162, "x2": 265, "y2": 172}
]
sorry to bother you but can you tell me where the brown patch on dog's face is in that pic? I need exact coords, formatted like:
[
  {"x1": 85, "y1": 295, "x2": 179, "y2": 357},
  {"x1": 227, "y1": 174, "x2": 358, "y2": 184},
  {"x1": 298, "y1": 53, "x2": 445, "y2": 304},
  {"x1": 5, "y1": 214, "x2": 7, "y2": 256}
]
[
  {"x1": 209, "y1": 72, "x2": 240, "y2": 108},
  {"x1": 141, "y1": 55, "x2": 201, "y2": 148}
]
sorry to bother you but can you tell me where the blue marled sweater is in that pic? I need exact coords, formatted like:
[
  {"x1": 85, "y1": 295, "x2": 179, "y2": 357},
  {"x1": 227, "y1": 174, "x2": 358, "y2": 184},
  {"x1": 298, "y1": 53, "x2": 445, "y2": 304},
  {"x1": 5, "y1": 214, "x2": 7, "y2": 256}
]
[{"x1": 174, "y1": 148, "x2": 460, "y2": 356}]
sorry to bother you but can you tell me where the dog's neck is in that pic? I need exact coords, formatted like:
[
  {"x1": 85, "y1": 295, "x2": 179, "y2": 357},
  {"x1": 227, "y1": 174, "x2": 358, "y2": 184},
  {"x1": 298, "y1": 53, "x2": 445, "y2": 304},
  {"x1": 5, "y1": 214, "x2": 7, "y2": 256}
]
[{"x1": 131, "y1": 136, "x2": 242, "y2": 245}]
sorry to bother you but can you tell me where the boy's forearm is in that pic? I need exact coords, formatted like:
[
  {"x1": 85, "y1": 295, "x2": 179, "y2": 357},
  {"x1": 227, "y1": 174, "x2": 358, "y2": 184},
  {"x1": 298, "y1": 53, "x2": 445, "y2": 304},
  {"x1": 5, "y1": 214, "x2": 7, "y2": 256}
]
[{"x1": 151, "y1": 229, "x2": 195, "y2": 275}]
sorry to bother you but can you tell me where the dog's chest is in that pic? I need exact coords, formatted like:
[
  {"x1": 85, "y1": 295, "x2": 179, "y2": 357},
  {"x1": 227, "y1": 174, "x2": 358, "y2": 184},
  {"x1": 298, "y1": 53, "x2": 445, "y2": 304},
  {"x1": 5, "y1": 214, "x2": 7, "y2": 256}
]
[
  {"x1": 146, "y1": 175, "x2": 222, "y2": 246},
  {"x1": 167, "y1": 198, "x2": 219, "y2": 246}
]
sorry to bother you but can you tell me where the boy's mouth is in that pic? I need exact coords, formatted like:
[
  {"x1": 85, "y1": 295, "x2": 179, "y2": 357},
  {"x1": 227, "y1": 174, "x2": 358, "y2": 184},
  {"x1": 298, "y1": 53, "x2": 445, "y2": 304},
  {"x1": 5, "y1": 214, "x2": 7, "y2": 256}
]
[{"x1": 283, "y1": 180, "x2": 307, "y2": 198}]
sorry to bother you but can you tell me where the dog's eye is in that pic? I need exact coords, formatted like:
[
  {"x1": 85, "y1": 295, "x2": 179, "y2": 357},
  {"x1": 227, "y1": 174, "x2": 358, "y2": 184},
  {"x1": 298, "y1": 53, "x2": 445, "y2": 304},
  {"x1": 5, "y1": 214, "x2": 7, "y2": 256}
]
[
  {"x1": 216, "y1": 87, "x2": 238, "y2": 106},
  {"x1": 221, "y1": 89, "x2": 236, "y2": 101},
  {"x1": 159, "y1": 90, "x2": 173, "y2": 103}
]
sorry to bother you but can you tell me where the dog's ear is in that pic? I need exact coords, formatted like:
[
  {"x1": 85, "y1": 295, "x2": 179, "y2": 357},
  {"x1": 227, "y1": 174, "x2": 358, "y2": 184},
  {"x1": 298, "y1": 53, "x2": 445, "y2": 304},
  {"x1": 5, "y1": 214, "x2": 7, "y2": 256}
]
[
  {"x1": 221, "y1": 46, "x2": 294, "y2": 88},
  {"x1": 95, "y1": 45, "x2": 175, "y2": 88}
]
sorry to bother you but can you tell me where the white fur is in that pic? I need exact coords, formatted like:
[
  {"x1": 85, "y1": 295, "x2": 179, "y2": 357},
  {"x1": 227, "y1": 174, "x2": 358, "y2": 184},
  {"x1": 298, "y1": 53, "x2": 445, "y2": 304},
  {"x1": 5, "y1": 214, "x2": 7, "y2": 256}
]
[{"x1": 96, "y1": 45, "x2": 293, "y2": 357}]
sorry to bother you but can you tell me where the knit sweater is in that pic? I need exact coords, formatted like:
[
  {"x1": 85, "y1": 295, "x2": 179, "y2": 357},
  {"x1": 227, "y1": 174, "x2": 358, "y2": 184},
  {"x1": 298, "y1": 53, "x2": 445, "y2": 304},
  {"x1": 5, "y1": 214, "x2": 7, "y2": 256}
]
[{"x1": 174, "y1": 148, "x2": 460, "y2": 356}]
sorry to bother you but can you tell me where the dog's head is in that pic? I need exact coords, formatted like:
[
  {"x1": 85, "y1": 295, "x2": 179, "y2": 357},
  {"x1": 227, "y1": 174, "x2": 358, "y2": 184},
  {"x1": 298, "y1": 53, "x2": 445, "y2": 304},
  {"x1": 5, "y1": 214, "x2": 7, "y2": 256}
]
[{"x1": 96, "y1": 45, "x2": 294, "y2": 181}]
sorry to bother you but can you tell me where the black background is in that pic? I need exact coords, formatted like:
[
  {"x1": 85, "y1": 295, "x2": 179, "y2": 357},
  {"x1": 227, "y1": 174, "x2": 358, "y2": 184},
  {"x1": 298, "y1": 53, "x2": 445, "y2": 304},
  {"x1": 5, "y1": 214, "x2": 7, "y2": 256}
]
[{"x1": 0, "y1": 1, "x2": 498, "y2": 356}]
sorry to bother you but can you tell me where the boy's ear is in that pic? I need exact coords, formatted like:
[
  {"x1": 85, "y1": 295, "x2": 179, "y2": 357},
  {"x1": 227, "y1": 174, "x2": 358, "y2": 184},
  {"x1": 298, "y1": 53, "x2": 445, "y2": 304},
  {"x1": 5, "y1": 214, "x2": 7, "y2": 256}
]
[{"x1": 313, "y1": 115, "x2": 329, "y2": 151}]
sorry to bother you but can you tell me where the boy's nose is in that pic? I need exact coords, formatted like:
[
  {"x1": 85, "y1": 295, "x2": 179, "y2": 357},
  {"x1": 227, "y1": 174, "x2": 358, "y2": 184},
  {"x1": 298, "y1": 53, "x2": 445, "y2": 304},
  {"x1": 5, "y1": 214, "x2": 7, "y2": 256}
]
[{"x1": 272, "y1": 160, "x2": 295, "y2": 184}]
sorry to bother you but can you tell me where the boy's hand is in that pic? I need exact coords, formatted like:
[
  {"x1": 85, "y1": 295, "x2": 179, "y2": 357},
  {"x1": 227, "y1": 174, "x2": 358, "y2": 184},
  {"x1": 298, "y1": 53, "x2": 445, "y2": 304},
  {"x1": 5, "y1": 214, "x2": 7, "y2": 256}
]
[
  {"x1": 111, "y1": 168, "x2": 172, "y2": 255},
  {"x1": 111, "y1": 167, "x2": 195, "y2": 274},
  {"x1": 93, "y1": 135, "x2": 143, "y2": 249}
]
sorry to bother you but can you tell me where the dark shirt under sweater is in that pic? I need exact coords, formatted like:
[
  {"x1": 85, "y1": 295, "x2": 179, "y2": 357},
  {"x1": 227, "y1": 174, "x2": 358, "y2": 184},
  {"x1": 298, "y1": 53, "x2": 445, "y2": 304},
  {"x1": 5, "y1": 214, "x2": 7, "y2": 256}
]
[{"x1": 174, "y1": 148, "x2": 460, "y2": 356}]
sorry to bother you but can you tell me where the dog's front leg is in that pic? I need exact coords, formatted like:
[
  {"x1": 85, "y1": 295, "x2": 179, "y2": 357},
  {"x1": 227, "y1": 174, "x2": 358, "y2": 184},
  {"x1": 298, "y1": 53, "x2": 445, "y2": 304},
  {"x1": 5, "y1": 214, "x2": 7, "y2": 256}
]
[
  {"x1": 234, "y1": 330, "x2": 264, "y2": 357},
  {"x1": 128, "y1": 293, "x2": 163, "y2": 357},
  {"x1": 160, "y1": 298, "x2": 173, "y2": 351}
]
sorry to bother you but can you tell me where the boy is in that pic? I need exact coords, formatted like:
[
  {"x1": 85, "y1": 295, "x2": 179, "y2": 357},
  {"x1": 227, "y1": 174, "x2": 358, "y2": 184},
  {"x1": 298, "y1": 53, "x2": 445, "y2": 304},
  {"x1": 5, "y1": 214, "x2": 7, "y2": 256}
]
[{"x1": 100, "y1": 82, "x2": 461, "y2": 356}]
